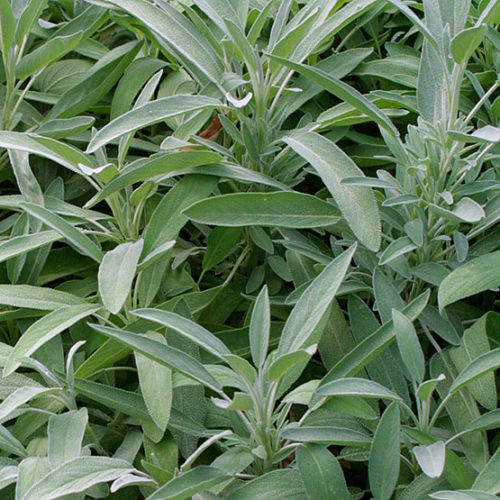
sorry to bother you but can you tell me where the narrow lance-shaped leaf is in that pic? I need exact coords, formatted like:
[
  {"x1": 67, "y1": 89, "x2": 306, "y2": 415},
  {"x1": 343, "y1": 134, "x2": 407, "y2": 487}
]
[
  {"x1": 320, "y1": 290, "x2": 430, "y2": 384},
  {"x1": 135, "y1": 332, "x2": 172, "y2": 433},
  {"x1": 98, "y1": 240, "x2": 143, "y2": 314},
  {"x1": 131, "y1": 309, "x2": 231, "y2": 360},
  {"x1": 284, "y1": 132, "x2": 381, "y2": 251},
  {"x1": 8, "y1": 150, "x2": 44, "y2": 206},
  {"x1": 99, "y1": 0, "x2": 224, "y2": 85},
  {"x1": 47, "y1": 42, "x2": 142, "y2": 119},
  {"x1": 20, "y1": 202, "x2": 103, "y2": 263},
  {"x1": 0, "y1": 285, "x2": 83, "y2": 310},
  {"x1": 0, "y1": 0, "x2": 15, "y2": 55},
  {"x1": 297, "y1": 444, "x2": 350, "y2": 500},
  {"x1": 16, "y1": 31, "x2": 84, "y2": 81},
  {"x1": 270, "y1": 54, "x2": 401, "y2": 140},
  {"x1": 0, "y1": 231, "x2": 61, "y2": 265},
  {"x1": 14, "y1": 0, "x2": 50, "y2": 44},
  {"x1": 449, "y1": 348, "x2": 500, "y2": 395},
  {"x1": 438, "y1": 251, "x2": 500, "y2": 312},
  {"x1": 281, "y1": 426, "x2": 371, "y2": 447},
  {"x1": 249, "y1": 285, "x2": 270, "y2": 368},
  {"x1": 21, "y1": 457, "x2": 136, "y2": 500},
  {"x1": 316, "y1": 378, "x2": 402, "y2": 402},
  {"x1": 3, "y1": 304, "x2": 100, "y2": 376},
  {"x1": 278, "y1": 245, "x2": 356, "y2": 355},
  {"x1": 146, "y1": 466, "x2": 229, "y2": 500},
  {"x1": 184, "y1": 192, "x2": 341, "y2": 228},
  {"x1": 87, "y1": 151, "x2": 221, "y2": 206},
  {"x1": 451, "y1": 25, "x2": 487, "y2": 64},
  {"x1": 0, "y1": 132, "x2": 95, "y2": 173},
  {"x1": 369, "y1": 402, "x2": 400, "y2": 500},
  {"x1": 0, "y1": 386, "x2": 56, "y2": 422},
  {"x1": 393, "y1": 309, "x2": 425, "y2": 383},
  {"x1": 268, "y1": 348, "x2": 315, "y2": 381},
  {"x1": 0, "y1": 424, "x2": 27, "y2": 457},
  {"x1": 88, "y1": 323, "x2": 222, "y2": 392},
  {"x1": 87, "y1": 95, "x2": 224, "y2": 153}
]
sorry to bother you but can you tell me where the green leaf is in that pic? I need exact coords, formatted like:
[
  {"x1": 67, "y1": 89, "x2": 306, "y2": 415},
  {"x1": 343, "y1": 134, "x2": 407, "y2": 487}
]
[
  {"x1": 110, "y1": 57, "x2": 168, "y2": 119},
  {"x1": 16, "y1": 31, "x2": 84, "y2": 81},
  {"x1": 320, "y1": 290, "x2": 430, "y2": 383},
  {"x1": 450, "y1": 314, "x2": 497, "y2": 410},
  {"x1": 281, "y1": 426, "x2": 371, "y2": 446},
  {"x1": 278, "y1": 245, "x2": 355, "y2": 355},
  {"x1": 451, "y1": 25, "x2": 487, "y2": 64},
  {"x1": 36, "y1": 116, "x2": 96, "y2": 140},
  {"x1": 16, "y1": 458, "x2": 50, "y2": 500},
  {"x1": 417, "y1": 374, "x2": 446, "y2": 403},
  {"x1": 430, "y1": 352, "x2": 488, "y2": 473},
  {"x1": 0, "y1": 0, "x2": 15, "y2": 55},
  {"x1": 413, "y1": 441, "x2": 446, "y2": 479},
  {"x1": 143, "y1": 174, "x2": 218, "y2": 257},
  {"x1": 464, "y1": 410, "x2": 500, "y2": 434},
  {"x1": 98, "y1": 240, "x2": 143, "y2": 314},
  {"x1": 284, "y1": 132, "x2": 381, "y2": 251},
  {"x1": 223, "y1": 18, "x2": 261, "y2": 79},
  {"x1": 249, "y1": 285, "x2": 270, "y2": 368},
  {"x1": 0, "y1": 423, "x2": 27, "y2": 457},
  {"x1": 297, "y1": 444, "x2": 350, "y2": 500},
  {"x1": 430, "y1": 492, "x2": 497, "y2": 500},
  {"x1": 184, "y1": 192, "x2": 341, "y2": 228},
  {"x1": 87, "y1": 95, "x2": 223, "y2": 153},
  {"x1": 0, "y1": 386, "x2": 55, "y2": 422},
  {"x1": 146, "y1": 465, "x2": 229, "y2": 500},
  {"x1": 74, "y1": 377, "x2": 207, "y2": 437},
  {"x1": 229, "y1": 469, "x2": 306, "y2": 500},
  {"x1": 386, "y1": 0, "x2": 438, "y2": 51},
  {"x1": 449, "y1": 348, "x2": 500, "y2": 395},
  {"x1": 47, "y1": 409, "x2": 88, "y2": 468},
  {"x1": 20, "y1": 203, "x2": 103, "y2": 263},
  {"x1": 8, "y1": 150, "x2": 44, "y2": 206},
  {"x1": 131, "y1": 309, "x2": 230, "y2": 360},
  {"x1": 87, "y1": 151, "x2": 220, "y2": 206},
  {"x1": 272, "y1": 55, "x2": 401, "y2": 140},
  {"x1": 135, "y1": 332, "x2": 172, "y2": 433},
  {"x1": 0, "y1": 285, "x2": 83, "y2": 310},
  {"x1": 223, "y1": 354, "x2": 256, "y2": 385},
  {"x1": 88, "y1": 323, "x2": 222, "y2": 392},
  {"x1": 472, "y1": 446, "x2": 500, "y2": 494},
  {"x1": 438, "y1": 251, "x2": 500, "y2": 312},
  {"x1": 369, "y1": 402, "x2": 400, "y2": 500},
  {"x1": 21, "y1": 457, "x2": 135, "y2": 500},
  {"x1": 213, "y1": 392, "x2": 253, "y2": 411},
  {"x1": 316, "y1": 377, "x2": 402, "y2": 402},
  {"x1": 268, "y1": 348, "x2": 314, "y2": 381},
  {"x1": 73, "y1": 376, "x2": 149, "y2": 420},
  {"x1": 4, "y1": 304, "x2": 99, "y2": 376},
  {"x1": 379, "y1": 237, "x2": 417, "y2": 265},
  {"x1": 393, "y1": 309, "x2": 425, "y2": 383},
  {"x1": 0, "y1": 132, "x2": 95, "y2": 174},
  {"x1": 101, "y1": 0, "x2": 224, "y2": 85},
  {"x1": 203, "y1": 226, "x2": 241, "y2": 272},
  {"x1": 15, "y1": 0, "x2": 50, "y2": 44},
  {"x1": 47, "y1": 42, "x2": 142, "y2": 119}
]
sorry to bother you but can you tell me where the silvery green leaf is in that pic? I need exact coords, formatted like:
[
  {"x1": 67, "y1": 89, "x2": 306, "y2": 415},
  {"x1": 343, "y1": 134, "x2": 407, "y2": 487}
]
[
  {"x1": 20, "y1": 457, "x2": 135, "y2": 500},
  {"x1": 98, "y1": 240, "x2": 143, "y2": 314},
  {"x1": 284, "y1": 132, "x2": 381, "y2": 251},
  {"x1": 48, "y1": 409, "x2": 88, "y2": 468},
  {"x1": 413, "y1": 441, "x2": 446, "y2": 478}
]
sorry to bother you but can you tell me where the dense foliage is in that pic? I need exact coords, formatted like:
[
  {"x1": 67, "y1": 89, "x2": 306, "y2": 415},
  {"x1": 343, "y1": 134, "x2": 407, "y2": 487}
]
[{"x1": 0, "y1": 0, "x2": 499, "y2": 498}]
